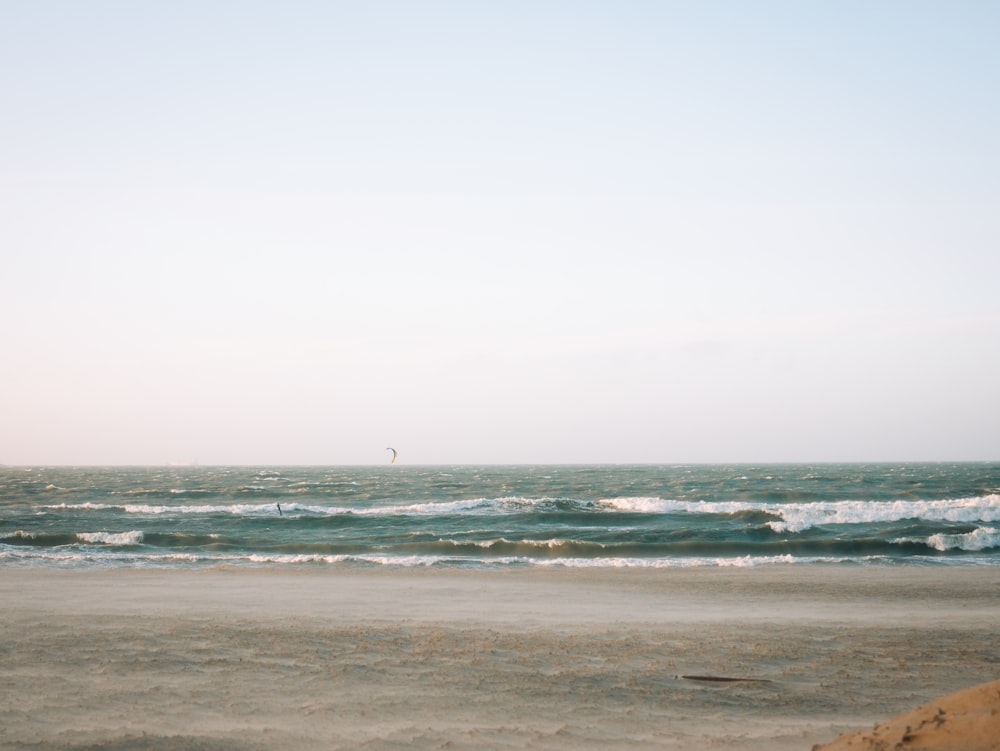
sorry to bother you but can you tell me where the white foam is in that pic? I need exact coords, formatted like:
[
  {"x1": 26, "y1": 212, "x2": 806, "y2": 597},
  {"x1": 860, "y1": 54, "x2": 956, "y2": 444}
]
[
  {"x1": 44, "y1": 502, "x2": 117, "y2": 511},
  {"x1": 767, "y1": 495, "x2": 1000, "y2": 533},
  {"x1": 452, "y1": 538, "x2": 590, "y2": 550},
  {"x1": 2, "y1": 545, "x2": 998, "y2": 570},
  {"x1": 353, "y1": 498, "x2": 497, "y2": 516},
  {"x1": 600, "y1": 497, "x2": 775, "y2": 515},
  {"x1": 904, "y1": 526, "x2": 1000, "y2": 552},
  {"x1": 245, "y1": 553, "x2": 353, "y2": 565},
  {"x1": 243, "y1": 553, "x2": 445, "y2": 567},
  {"x1": 44, "y1": 502, "x2": 285, "y2": 516},
  {"x1": 354, "y1": 555, "x2": 447, "y2": 567},
  {"x1": 77, "y1": 531, "x2": 145, "y2": 546},
  {"x1": 602, "y1": 494, "x2": 1000, "y2": 533},
  {"x1": 0, "y1": 548, "x2": 202, "y2": 568},
  {"x1": 513, "y1": 554, "x2": 878, "y2": 568},
  {"x1": 38, "y1": 494, "x2": 1000, "y2": 534},
  {"x1": 4, "y1": 530, "x2": 41, "y2": 540}
]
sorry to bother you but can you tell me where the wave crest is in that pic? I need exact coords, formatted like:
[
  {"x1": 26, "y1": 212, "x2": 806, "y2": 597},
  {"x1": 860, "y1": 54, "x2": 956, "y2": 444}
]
[
  {"x1": 39, "y1": 494, "x2": 1000, "y2": 532},
  {"x1": 77, "y1": 531, "x2": 145, "y2": 546},
  {"x1": 896, "y1": 526, "x2": 1000, "y2": 552}
]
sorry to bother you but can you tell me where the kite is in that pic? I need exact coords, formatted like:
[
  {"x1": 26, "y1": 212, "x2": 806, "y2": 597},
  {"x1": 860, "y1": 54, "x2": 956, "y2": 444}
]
[{"x1": 386, "y1": 447, "x2": 398, "y2": 464}]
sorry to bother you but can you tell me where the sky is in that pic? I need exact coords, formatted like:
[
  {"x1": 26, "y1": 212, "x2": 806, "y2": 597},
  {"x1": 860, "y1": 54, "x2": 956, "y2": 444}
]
[{"x1": 2, "y1": 1, "x2": 998, "y2": 465}]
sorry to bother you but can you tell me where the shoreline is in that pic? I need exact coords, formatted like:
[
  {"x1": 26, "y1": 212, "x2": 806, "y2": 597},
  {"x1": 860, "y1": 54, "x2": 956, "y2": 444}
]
[{"x1": 4, "y1": 565, "x2": 1000, "y2": 750}]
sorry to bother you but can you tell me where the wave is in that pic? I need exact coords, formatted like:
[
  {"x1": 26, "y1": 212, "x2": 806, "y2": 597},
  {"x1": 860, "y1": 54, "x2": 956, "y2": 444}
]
[
  {"x1": 4, "y1": 544, "x2": 997, "y2": 570},
  {"x1": 38, "y1": 494, "x2": 1000, "y2": 531},
  {"x1": 39, "y1": 497, "x2": 576, "y2": 517},
  {"x1": 1, "y1": 530, "x2": 146, "y2": 547},
  {"x1": 0, "y1": 548, "x2": 205, "y2": 568},
  {"x1": 601, "y1": 495, "x2": 1000, "y2": 531},
  {"x1": 43, "y1": 501, "x2": 290, "y2": 516},
  {"x1": 0, "y1": 530, "x2": 230, "y2": 549},
  {"x1": 398, "y1": 535, "x2": 1000, "y2": 560},
  {"x1": 896, "y1": 526, "x2": 1000, "y2": 552},
  {"x1": 5, "y1": 528, "x2": 995, "y2": 562},
  {"x1": 767, "y1": 496, "x2": 1000, "y2": 533},
  {"x1": 76, "y1": 530, "x2": 145, "y2": 546},
  {"x1": 0, "y1": 547, "x2": 894, "y2": 569},
  {"x1": 0, "y1": 530, "x2": 78, "y2": 546}
]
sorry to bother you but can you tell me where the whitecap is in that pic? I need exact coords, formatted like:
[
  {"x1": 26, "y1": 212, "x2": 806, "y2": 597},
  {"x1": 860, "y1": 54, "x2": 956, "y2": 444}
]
[
  {"x1": 768, "y1": 495, "x2": 1000, "y2": 533},
  {"x1": 77, "y1": 531, "x2": 145, "y2": 546},
  {"x1": 898, "y1": 526, "x2": 1000, "y2": 552},
  {"x1": 601, "y1": 495, "x2": 1000, "y2": 533}
]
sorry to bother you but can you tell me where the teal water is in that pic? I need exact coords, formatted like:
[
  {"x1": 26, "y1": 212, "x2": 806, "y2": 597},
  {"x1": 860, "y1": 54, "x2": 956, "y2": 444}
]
[{"x1": 2, "y1": 464, "x2": 999, "y2": 568}]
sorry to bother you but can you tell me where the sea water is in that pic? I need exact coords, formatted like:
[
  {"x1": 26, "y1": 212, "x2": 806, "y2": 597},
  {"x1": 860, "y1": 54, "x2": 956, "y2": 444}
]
[{"x1": 2, "y1": 464, "x2": 998, "y2": 569}]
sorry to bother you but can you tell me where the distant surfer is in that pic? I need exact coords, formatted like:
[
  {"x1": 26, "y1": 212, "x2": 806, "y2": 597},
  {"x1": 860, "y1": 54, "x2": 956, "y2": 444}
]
[
  {"x1": 276, "y1": 503, "x2": 282, "y2": 516},
  {"x1": 386, "y1": 447, "x2": 398, "y2": 464}
]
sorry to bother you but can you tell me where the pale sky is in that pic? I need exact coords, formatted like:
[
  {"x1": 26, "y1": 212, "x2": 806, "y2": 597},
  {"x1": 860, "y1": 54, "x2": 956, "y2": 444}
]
[{"x1": 2, "y1": 1, "x2": 998, "y2": 465}]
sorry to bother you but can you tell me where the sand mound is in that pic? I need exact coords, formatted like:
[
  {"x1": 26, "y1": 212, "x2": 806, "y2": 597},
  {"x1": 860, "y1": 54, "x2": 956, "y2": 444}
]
[{"x1": 813, "y1": 678, "x2": 1000, "y2": 751}]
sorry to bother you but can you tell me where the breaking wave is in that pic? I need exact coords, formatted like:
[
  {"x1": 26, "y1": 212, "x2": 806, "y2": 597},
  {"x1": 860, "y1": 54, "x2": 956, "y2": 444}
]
[
  {"x1": 602, "y1": 494, "x2": 1000, "y2": 532},
  {"x1": 39, "y1": 493, "x2": 1000, "y2": 530},
  {"x1": 76, "y1": 531, "x2": 145, "y2": 546},
  {"x1": 7, "y1": 464, "x2": 999, "y2": 570},
  {"x1": 896, "y1": 526, "x2": 1000, "y2": 552}
]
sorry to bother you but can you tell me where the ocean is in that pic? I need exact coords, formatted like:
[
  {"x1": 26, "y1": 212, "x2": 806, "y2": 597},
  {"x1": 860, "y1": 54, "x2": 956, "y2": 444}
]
[{"x1": 2, "y1": 463, "x2": 998, "y2": 569}]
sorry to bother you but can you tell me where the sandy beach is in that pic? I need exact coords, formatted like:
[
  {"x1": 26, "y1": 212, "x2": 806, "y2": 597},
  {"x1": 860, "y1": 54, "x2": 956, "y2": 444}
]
[{"x1": 2, "y1": 565, "x2": 999, "y2": 750}]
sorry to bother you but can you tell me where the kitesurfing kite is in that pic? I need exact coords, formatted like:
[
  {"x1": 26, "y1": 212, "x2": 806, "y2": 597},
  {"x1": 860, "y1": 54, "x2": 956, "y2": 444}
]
[{"x1": 386, "y1": 447, "x2": 398, "y2": 464}]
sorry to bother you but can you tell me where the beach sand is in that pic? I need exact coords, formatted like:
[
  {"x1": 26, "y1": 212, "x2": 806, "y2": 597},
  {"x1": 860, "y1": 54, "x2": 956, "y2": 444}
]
[
  {"x1": 2, "y1": 566, "x2": 999, "y2": 750},
  {"x1": 814, "y1": 677, "x2": 1000, "y2": 751}
]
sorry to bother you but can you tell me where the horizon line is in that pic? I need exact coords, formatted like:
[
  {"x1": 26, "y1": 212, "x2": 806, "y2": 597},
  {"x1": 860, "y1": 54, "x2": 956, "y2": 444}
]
[{"x1": 3, "y1": 459, "x2": 997, "y2": 468}]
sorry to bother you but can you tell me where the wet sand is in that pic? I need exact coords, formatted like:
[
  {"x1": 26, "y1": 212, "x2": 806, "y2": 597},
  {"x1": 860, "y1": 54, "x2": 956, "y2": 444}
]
[{"x1": 2, "y1": 566, "x2": 999, "y2": 750}]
